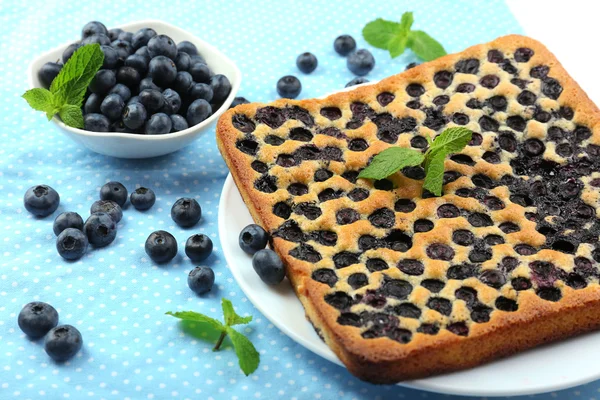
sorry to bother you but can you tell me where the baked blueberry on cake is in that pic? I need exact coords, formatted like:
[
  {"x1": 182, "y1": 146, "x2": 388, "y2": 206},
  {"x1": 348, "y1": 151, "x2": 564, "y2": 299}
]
[{"x1": 216, "y1": 35, "x2": 600, "y2": 383}]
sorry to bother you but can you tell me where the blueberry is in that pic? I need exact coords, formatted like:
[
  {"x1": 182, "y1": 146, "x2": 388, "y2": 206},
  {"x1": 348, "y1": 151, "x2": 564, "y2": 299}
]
[
  {"x1": 62, "y1": 43, "x2": 81, "y2": 64},
  {"x1": 145, "y1": 230, "x2": 178, "y2": 263},
  {"x1": 210, "y1": 74, "x2": 232, "y2": 103},
  {"x1": 149, "y1": 55, "x2": 177, "y2": 86},
  {"x1": 110, "y1": 120, "x2": 130, "y2": 133},
  {"x1": 108, "y1": 28, "x2": 123, "y2": 42},
  {"x1": 84, "y1": 113, "x2": 110, "y2": 132},
  {"x1": 189, "y1": 62, "x2": 211, "y2": 83},
  {"x1": 132, "y1": 27, "x2": 157, "y2": 50},
  {"x1": 252, "y1": 249, "x2": 285, "y2": 285},
  {"x1": 130, "y1": 187, "x2": 156, "y2": 210},
  {"x1": 171, "y1": 198, "x2": 201, "y2": 227},
  {"x1": 44, "y1": 325, "x2": 83, "y2": 362},
  {"x1": 24, "y1": 185, "x2": 60, "y2": 217},
  {"x1": 277, "y1": 75, "x2": 302, "y2": 99},
  {"x1": 111, "y1": 39, "x2": 133, "y2": 60},
  {"x1": 84, "y1": 93, "x2": 103, "y2": 114},
  {"x1": 147, "y1": 34, "x2": 177, "y2": 59},
  {"x1": 334, "y1": 34, "x2": 357, "y2": 56},
  {"x1": 177, "y1": 40, "x2": 198, "y2": 56},
  {"x1": 90, "y1": 199, "x2": 122, "y2": 223},
  {"x1": 185, "y1": 234, "x2": 213, "y2": 262},
  {"x1": 186, "y1": 99, "x2": 212, "y2": 126},
  {"x1": 18, "y1": 302, "x2": 59, "y2": 339},
  {"x1": 53, "y1": 212, "x2": 84, "y2": 235},
  {"x1": 116, "y1": 66, "x2": 141, "y2": 88},
  {"x1": 139, "y1": 77, "x2": 161, "y2": 93},
  {"x1": 108, "y1": 83, "x2": 131, "y2": 102},
  {"x1": 82, "y1": 21, "x2": 107, "y2": 38},
  {"x1": 139, "y1": 89, "x2": 165, "y2": 113},
  {"x1": 124, "y1": 54, "x2": 149, "y2": 75},
  {"x1": 239, "y1": 224, "x2": 269, "y2": 255},
  {"x1": 145, "y1": 113, "x2": 172, "y2": 134},
  {"x1": 175, "y1": 52, "x2": 191, "y2": 71},
  {"x1": 296, "y1": 52, "x2": 318, "y2": 73},
  {"x1": 100, "y1": 45, "x2": 119, "y2": 69},
  {"x1": 128, "y1": 96, "x2": 140, "y2": 105},
  {"x1": 56, "y1": 228, "x2": 88, "y2": 260},
  {"x1": 345, "y1": 77, "x2": 369, "y2": 88},
  {"x1": 89, "y1": 69, "x2": 116, "y2": 94},
  {"x1": 347, "y1": 49, "x2": 375, "y2": 76},
  {"x1": 170, "y1": 114, "x2": 189, "y2": 132},
  {"x1": 187, "y1": 266, "x2": 215, "y2": 295},
  {"x1": 38, "y1": 62, "x2": 62, "y2": 88},
  {"x1": 122, "y1": 102, "x2": 147, "y2": 130},
  {"x1": 82, "y1": 33, "x2": 111, "y2": 46},
  {"x1": 405, "y1": 62, "x2": 419, "y2": 70},
  {"x1": 190, "y1": 54, "x2": 206, "y2": 65},
  {"x1": 229, "y1": 97, "x2": 250, "y2": 108},
  {"x1": 162, "y1": 88, "x2": 181, "y2": 114},
  {"x1": 173, "y1": 71, "x2": 194, "y2": 94},
  {"x1": 188, "y1": 82, "x2": 213, "y2": 102},
  {"x1": 100, "y1": 93, "x2": 125, "y2": 121},
  {"x1": 84, "y1": 212, "x2": 117, "y2": 247},
  {"x1": 100, "y1": 181, "x2": 128, "y2": 206},
  {"x1": 119, "y1": 31, "x2": 133, "y2": 42}
]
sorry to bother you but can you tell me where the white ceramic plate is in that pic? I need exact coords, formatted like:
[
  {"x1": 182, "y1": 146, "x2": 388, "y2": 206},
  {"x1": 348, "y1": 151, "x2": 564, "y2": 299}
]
[
  {"x1": 219, "y1": 172, "x2": 600, "y2": 397},
  {"x1": 28, "y1": 20, "x2": 241, "y2": 159}
]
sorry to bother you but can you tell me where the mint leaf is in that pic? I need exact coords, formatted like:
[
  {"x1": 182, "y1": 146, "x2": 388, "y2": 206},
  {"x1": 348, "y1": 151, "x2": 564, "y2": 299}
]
[
  {"x1": 423, "y1": 147, "x2": 447, "y2": 196},
  {"x1": 407, "y1": 30, "x2": 447, "y2": 61},
  {"x1": 362, "y1": 18, "x2": 402, "y2": 50},
  {"x1": 22, "y1": 88, "x2": 54, "y2": 112},
  {"x1": 222, "y1": 298, "x2": 252, "y2": 326},
  {"x1": 388, "y1": 35, "x2": 408, "y2": 58},
  {"x1": 429, "y1": 127, "x2": 472, "y2": 153},
  {"x1": 51, "y1": 44, "x2": 104, "y2": 106},
  {"x1": 399, "y1": 11, "x2": 414, "y2": 33},
  {"x1": 165, "y1": 311, "x2": 225, "y2": 331},
  {"x1": 226, "y1": 326, "x2": 260, "y2": 376},
  {"x1": 58, "y1": 104, "x2": 84, "y2": 128},
  {"x1": 358, "y1": 147, "x2": 424, "y2": 180}
]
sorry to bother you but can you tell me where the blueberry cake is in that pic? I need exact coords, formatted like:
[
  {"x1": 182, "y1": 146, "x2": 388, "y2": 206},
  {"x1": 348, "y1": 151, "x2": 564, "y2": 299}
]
[{"x1": 216, "y1": 35, "x2": 600, "y2": 383}]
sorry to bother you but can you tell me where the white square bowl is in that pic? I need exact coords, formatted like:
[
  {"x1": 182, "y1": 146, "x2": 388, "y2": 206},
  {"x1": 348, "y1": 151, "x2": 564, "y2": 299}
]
[{"x1": 27, "y1": 19, "x2": 241, "y2": 159}]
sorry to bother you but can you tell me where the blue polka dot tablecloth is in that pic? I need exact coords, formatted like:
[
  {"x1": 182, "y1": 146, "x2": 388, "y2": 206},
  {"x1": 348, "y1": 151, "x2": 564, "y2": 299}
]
[{"x1": 1, "y1": 1, "x2": 598, "y2": 399}]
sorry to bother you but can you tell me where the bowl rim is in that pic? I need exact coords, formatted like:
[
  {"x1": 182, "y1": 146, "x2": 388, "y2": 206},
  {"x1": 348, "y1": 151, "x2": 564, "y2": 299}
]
[{"x1": 27, "y1": 19, "x2": 242, "y2": 141}]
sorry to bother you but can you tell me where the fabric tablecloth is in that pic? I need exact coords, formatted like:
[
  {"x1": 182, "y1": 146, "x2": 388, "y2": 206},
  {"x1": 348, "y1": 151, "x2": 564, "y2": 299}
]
[{"x1": 0, "y1": 0, "x2": 596, "y2": 399}]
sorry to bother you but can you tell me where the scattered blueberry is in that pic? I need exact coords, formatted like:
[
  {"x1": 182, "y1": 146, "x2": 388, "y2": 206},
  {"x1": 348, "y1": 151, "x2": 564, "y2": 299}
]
[
  {"x1": 53, "y1": 212, "x2": 84, "y2": 236},
  {"x1": 90, "y1": 200, "x2": 123, "y2": 223},
  {"x1": 24, "y1": 185, "x2": 60, "y2": 217},
  {"x1": 44, "y1": 325, "x2": 83, "y2": 362},
  {"x1": 131, "y1": 27, "x2": 157, "y2": 50},
  {"x1": 229, "y1": 97, "x2": 250, "y2": 108},
  {"x1": 334, "y1": 34, "x2": 356, "y2": 56},
  {"x1": 296, "y1": 52, "x2": 318, "y2": 73},
  {"x1": 187, "y1": 266, "x2": 215, "y2": 295},
  {"x1": 56, "y1": 228, "x2": 88, "y2": 260},
  {"x1": 186, "y1": 99, "x2": 212, "y2": 126},
  {"x1": 277, "y1": 75, "x2": 302, "y2": 99},
  {"x1": 162, "y1": 88, "x2": 181, "y2": 114},
  {"x1": 347, "y1": 49, "x2": 375, "y2": 76},
  {"x1": 177, "y1": 40, "x2": 198, "y2": 56},
  {"x1": 89, "y1": 69, "x2": 116, "y2": 94},
  {"x1": 147, "y1": 34, "x2": 177, "y2": 59},
  {"x1": 108, "y1": 83, "x2": 131, "y2": 102},
  {"x1": 139, "y1": 89, "x2": 164, "y2": 113},
  {"x1": 171, "y1": 198, "x2": 202, "y2": 227},
  {"x1": 84, "y1": 212, "x2": 117, "y2": 247},
  {"x1": 239, "y1": 224, "x2": 269, "y2": 255},
  {"x1": 84, "y1": 113, "x2": 110, "y2": 132},
  {"x1": 185, "y1": 234, "x2": 213, "y2": 262},
  {"x1": 99, "y1": 181, "x2": 128, "y2": 206},
  {"x1": 145, "y1": 113, "x2": 172, "y2": 134},
  {"x1": 63, "y1": 43, "x2": 81, "y2": 63},
  {"x1": 18, "y1": 302, "x2": 59, "y2": 339},
  {"x1": 345, "y1": 77, "x2": 370, "y2": 88},
  {"x1": 145, "y1": 230, "x2": 178, "y2": 263},
  {"x1": 170, "y1": 114, "x2": 189, "y2": 132},
  {"x1": 252, "y1": 249, "x2": 285, "y2": 285},
  {"x1": 100, "y1": 93, "x2": 125, "y2": 121},
  {"x1": 84, "y1": 93, "x2": 103, "y2": 114},
  {"x1": 405, "y1": 62, "x2": 420, "y2": 70},
  {"x1": 38, "y1": 62, "x2": 62, "y2": 88},
  {"x1": 148, "y1": 55, "x2": 177, "y2": 86},
  {"x1": 130, "y1": 187, "x2": 156, "y2": 210},
  {"x1": 122, "y1": 102, "x2": 148, "y2": 130}
]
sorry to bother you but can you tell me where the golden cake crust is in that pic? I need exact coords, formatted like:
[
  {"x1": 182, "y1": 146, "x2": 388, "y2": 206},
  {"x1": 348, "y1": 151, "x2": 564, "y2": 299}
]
[{"x1": 216, "y1": 34, "x2": 600, "y2": 383}]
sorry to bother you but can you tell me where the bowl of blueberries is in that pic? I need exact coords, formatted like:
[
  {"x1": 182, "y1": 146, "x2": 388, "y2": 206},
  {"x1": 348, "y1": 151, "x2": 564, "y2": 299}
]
[{"x1": 28, "y1": 20, "x2": 241, "y2": 159}]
